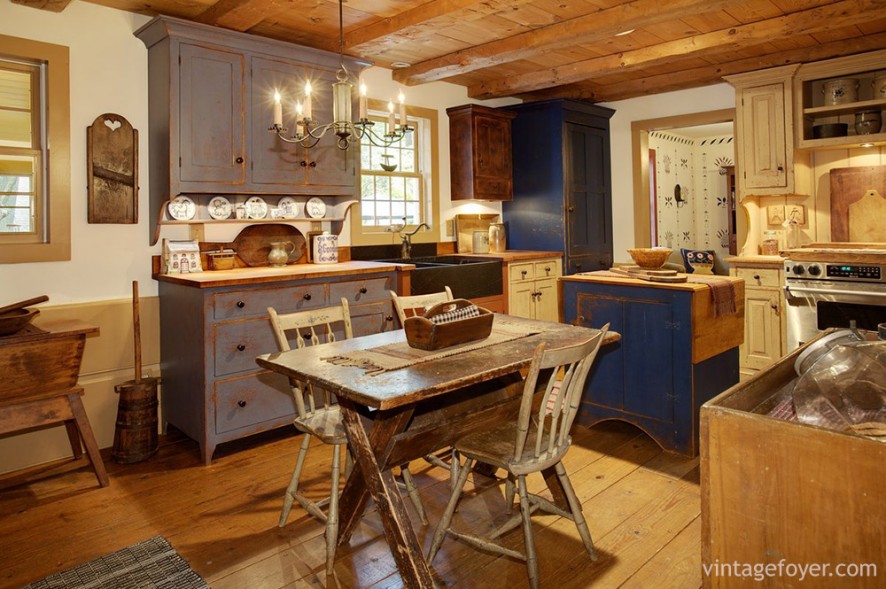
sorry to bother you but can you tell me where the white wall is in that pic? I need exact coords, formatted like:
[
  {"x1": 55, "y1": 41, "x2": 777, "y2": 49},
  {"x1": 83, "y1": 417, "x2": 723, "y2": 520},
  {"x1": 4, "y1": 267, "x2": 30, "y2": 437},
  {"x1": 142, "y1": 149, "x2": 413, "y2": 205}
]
[
  {"x1": 0, "y1": 0, "x2": 152, "y2": 303},
  {"x1": 603, "y1": 84, "x2": 736, "y2": 259}
]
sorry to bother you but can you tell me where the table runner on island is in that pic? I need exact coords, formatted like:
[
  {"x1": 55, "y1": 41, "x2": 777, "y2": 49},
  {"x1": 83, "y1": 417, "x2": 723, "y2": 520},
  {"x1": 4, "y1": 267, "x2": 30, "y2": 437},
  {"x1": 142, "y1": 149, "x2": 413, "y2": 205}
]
[{"x1": 322, "y1": 319, "x2": 538, "y2": 376}]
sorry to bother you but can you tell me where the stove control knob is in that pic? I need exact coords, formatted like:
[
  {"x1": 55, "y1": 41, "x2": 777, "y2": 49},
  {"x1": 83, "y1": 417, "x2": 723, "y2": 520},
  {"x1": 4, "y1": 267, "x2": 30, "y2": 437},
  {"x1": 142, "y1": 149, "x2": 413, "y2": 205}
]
[
  {"x1": 808, "y1": 265, "x2": 822, "y2": 276},
  {"x1": 792, "y1": 265, "x2": 805, "y2": 275}
]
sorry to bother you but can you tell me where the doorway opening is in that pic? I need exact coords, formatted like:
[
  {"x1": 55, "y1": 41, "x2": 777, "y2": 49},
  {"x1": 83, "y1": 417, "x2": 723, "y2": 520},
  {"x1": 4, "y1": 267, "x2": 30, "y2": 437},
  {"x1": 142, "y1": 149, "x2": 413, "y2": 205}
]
[{"x1": 631, "y1": 110, "x2": 742, "y2": 258}]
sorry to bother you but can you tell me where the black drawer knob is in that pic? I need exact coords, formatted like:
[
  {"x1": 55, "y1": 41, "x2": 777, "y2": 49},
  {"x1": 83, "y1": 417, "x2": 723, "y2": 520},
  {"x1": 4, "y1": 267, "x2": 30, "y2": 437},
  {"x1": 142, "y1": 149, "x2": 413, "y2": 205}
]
[
  {"x1": 303, "y1": 293, "x2": 312, "y2": 301},
  {"x1": 236, "y1": 343, "x2": 246, "y2": 351},
  {"x1": 237, "y1": 400, "x2": 246, "y2": 408},
  {"x1": 309, "y1": 161, "x2": 316, "y2": 168},
  {"x1": 359, "y1": 287, "x2": 368, "y2": 294},
  {"x1": 236, "y1": 301, "x2": 245, "y2": 308},
  {"x1": 521, "y1": 270, "x2": 528, "y2": 277},
  {"x1": 753, "y1": 274, "x2": 761, "y2": 281},
  {"x1": 235, "y1": 156, "x2": 244, "y2": 164},
  {"x1": 386, "y1": 315, "x2": 394, "y2": 322},
  {"x1": 300, "y1": 160, "x2": 307, "y2": 167}
]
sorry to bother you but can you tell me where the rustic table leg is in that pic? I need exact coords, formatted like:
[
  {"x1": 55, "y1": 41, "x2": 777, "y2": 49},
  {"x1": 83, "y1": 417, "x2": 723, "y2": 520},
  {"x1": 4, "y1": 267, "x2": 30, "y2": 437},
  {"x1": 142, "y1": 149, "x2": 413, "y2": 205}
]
[
  {"x1": 338, "y1": 399, "x2": 435, "y2": 589},
  {"x1": 68, "y1": 391, "x2": 110, "y2": 487}
]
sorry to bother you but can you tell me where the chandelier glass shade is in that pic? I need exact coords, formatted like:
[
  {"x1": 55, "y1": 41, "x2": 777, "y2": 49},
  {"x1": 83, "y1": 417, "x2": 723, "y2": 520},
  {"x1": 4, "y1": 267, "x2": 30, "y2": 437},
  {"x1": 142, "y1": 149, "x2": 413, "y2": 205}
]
[{"x1": 268, "y1": 0, "x2": 412, "y2": 151}]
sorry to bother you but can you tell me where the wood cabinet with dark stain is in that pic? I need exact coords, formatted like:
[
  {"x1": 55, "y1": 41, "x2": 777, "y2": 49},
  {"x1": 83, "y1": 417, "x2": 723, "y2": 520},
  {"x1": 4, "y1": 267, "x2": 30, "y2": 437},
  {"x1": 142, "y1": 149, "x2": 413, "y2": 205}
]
[
  {"x1": 136, "y1": 16, "x2": 365, "y2": 242},
  {"x1": 502, "y1": 99, "x2": 614, "y2": 275},
  {"x1": 447, "y1": 104, "x2": 516, "y2": 201},
  {"x1": 156, "y1": 268, "x2": 397, "y2": 464}
]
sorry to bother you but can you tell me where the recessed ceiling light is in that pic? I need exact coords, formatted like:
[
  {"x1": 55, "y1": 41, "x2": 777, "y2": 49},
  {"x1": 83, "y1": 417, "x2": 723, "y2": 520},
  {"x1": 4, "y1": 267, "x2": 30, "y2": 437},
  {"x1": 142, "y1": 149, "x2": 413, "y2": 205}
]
[
  {"x1": 615, "y1": 29, "x2": 635, "y2": 36},
  {"x1": 391, "y1": 62, "x2": 411, "y2": 68},
  {"x1": 860, "y1": 142, "x2": 874, "y2": 148}
]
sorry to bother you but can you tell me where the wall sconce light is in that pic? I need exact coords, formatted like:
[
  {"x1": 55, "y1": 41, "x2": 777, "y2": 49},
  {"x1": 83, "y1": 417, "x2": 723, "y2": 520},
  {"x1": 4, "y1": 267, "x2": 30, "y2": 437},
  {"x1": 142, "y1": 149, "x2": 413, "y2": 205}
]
[{"x1": 674, "y1": 183, "x2": 688, "y2": 207}]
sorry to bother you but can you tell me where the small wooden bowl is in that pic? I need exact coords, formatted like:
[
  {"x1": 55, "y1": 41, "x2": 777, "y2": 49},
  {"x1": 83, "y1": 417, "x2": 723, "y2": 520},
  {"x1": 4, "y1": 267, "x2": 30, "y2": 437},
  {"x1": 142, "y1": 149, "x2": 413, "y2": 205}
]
[
  {"x1": 627, "y1": 247, "x2": 672, "y2": 269},
  {"x1": 0, "y1": 308, "x2": 40, "y2": 336}
]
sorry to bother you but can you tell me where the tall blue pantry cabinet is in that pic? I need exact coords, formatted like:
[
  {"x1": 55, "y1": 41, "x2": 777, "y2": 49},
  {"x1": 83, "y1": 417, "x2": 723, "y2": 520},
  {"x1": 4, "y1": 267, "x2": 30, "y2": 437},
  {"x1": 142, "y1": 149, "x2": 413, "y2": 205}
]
[{"x1": 503, "y1": 100, "x2": 615, "y2": 275}]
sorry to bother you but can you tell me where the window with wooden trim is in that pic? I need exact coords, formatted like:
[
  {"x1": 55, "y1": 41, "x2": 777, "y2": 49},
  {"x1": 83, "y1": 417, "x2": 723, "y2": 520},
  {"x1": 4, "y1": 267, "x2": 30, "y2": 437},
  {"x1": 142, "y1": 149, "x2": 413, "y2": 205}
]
[
  {"x1": 359, "y1": 114, "x2": 425, "y2": 228},
  {"x1": 0, "y1": 34, "x2": 71, "y2": 263}
]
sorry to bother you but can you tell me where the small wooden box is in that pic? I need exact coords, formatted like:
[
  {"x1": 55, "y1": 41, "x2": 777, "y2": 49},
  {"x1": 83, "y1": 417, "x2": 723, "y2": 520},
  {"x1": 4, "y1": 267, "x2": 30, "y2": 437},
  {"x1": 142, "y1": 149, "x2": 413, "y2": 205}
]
[
  {"x1": 404, "y1": 300, "x2": 493, "y2": 351},
  {"x1": 701, "y1": 334, "x2": 885, "y2": 588}
]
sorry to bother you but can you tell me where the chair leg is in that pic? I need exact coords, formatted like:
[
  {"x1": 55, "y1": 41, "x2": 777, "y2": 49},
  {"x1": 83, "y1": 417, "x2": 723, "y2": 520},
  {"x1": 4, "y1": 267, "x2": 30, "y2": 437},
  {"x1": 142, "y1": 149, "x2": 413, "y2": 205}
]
[
  {"x1": 279, "y1": 433, "x2": 311, "y2": 527},
  {"x1": 326, "y1": 443, "x2": 343, "y2": 579},
  {"x1": 400, "y1": 465, "x2": 428, "y2": 525},
  {"x1": 504, "y1": 473, "x2": 516, "y2": 514},
  {"x1": 428, "y1": 455, "x2": 474, "y2": 562},
  {"x1": 449, "y1": 451, "x2": 459, "y2": 492},
  {"x1": 554, "y1": 461, "x2": 597, "y2": 560},
  {"x1": 517, "y1": 475, "x2": 539, "y2": 589}
]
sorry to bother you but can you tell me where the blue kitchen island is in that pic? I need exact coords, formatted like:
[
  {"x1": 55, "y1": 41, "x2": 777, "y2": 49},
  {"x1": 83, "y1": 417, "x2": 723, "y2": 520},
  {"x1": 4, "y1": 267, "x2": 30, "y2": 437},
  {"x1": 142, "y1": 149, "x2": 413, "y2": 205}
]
[{"x1": 562, "y1": 271, "x2": 745, "y2": 456}]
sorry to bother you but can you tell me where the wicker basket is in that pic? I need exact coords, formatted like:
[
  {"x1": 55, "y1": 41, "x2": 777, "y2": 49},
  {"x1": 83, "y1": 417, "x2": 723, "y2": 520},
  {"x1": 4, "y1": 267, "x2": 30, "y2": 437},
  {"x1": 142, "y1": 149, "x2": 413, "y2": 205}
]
[
  {"x1": 404, "y1": 299, "x2": 493, "y2": 351},
  {"x1": 627, "y1": 247, "x2": 672, "y2": 269}
]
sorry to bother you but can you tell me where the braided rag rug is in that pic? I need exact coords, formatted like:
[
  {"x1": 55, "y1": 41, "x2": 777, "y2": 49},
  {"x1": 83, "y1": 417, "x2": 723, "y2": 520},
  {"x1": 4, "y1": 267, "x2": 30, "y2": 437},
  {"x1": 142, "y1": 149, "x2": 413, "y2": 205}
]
[{"x1": 323, "y1": 319, "x2": 537, "y2": 376}]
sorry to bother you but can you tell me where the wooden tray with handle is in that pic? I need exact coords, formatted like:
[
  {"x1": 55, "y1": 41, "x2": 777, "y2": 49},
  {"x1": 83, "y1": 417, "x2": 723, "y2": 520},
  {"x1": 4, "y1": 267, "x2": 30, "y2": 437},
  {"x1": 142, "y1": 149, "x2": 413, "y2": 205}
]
[{"x1": 404, "y1": 299, "x2": 493, "y2": 351}]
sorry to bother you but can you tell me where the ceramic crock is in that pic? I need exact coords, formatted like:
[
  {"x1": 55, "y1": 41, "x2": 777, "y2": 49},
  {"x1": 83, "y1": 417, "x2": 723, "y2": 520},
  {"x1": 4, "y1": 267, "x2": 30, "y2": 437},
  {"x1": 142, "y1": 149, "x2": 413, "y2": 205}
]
[
  {"x1": 854, "y1": 110, "x2": 882, "y2": 135},
  {"x1": 822, "y1": 78, "x2": 859, "y2": 105},
  {"x1": 313, "y1": 232, "x2": 338, "y2": 264}
]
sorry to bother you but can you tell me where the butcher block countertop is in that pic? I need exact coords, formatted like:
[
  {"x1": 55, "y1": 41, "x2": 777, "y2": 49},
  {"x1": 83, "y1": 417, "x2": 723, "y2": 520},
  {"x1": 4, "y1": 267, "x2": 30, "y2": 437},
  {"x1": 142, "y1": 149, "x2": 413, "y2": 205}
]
[
  {"x1": 562, "y1": 271, "x2": 745, "y2": 364},
  {"x1": 154, "y1": 261, "x2": 411, "y2": 288},
  {"x1": 724, "y1": 254, "x2": 785, "y2": 267}
]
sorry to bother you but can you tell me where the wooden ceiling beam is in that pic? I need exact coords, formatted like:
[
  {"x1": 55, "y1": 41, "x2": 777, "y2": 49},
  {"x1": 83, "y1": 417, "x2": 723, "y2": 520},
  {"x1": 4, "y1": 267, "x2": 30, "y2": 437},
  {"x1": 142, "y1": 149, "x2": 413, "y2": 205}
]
[
  {"x1": 468, "y1": 0, "x2": 886, "y2": 99},
  {"x1": 345, "y1": 0, "x2": 537, "y2": 56},
  {"x1": 392, "y1": 0, "x2": 751, "y2": 86},
  {"x1": 194, "y1": 0, "x2": 288, "y2": 31},
  {"x1": 529, "y1": 30, "x2": 886, "y2": 103},
  {"x1": 10, "y1": 0, "x2": 72, "y2": 12}
]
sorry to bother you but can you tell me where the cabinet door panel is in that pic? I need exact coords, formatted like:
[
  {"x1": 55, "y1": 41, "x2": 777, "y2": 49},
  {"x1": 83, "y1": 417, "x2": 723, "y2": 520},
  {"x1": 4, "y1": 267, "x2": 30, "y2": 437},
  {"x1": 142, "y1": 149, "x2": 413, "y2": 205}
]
[
  {"x1": 576, "y1": 294, "x2": 624, "y2": 410},
  {"x1": 566, "y1": 123, "x2": 611, "y2": 260},
  {"x1": 508, "y1": 281, "x2": 534, "y2": 319},
  {"x1": 179, "y1": 43, "x2": 246, "y2": 185},
  {"x1": 250, "y1": 56, "x2": 307, "y2": 185},
  {"x1": 534, "y1": 278, "x2": 559, "y2": 323},
  {"x1": 743, "y1": 287, "x2": 781, "y2": 369},
  {"x1": 622, "y1": 299, "x2": 674, "y2": 422},
  {"x1": 475, "y1": 115, "x2": 512, "y2": 187},
  {"x1": 742, "y1": 83, "x2": 787, "y2": 189}
]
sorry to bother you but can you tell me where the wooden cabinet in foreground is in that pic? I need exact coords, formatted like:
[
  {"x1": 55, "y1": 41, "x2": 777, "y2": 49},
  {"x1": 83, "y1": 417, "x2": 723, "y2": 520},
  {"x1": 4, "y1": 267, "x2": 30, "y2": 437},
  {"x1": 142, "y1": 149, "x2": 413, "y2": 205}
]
[{"x1": 701, "y1": 336, "x2": 884, "y2": 588}]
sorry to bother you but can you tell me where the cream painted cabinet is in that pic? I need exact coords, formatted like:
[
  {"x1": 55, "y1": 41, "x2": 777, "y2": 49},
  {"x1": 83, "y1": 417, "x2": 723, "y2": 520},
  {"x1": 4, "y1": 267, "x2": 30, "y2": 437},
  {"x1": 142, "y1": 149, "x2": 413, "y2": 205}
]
[
  {"x1": 725, "y1": 65, "x2": 801, "y2": 197},
  {"x1": 730, "y1": 263, "x2": 786, "y2": 380},
  {"x1": 507, "y1": 258, "x2": 561, "y2": 321}
]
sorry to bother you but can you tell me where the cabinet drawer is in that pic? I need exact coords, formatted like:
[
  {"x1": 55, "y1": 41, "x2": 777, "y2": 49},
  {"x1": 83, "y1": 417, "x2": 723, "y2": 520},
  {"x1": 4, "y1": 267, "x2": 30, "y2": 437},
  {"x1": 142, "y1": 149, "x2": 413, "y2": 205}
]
[
  {"x1": 214, "y1": 318, "x2": 279, "y2": 376},
  {"x1": 735, "y1": 267, "x2": 781, "y2": 288},
  {"x1": 351, "y1": 301, "x2": 396, "y2": 337},
  {"x1": 215, "y1": 371, "x2": 294, "y2": 434},
  {"x1": 534, "y1": 259, "x2": 561, "y2": 279},
  {"x1": 330, "y1": 276, "x2": 392, "y2": 306},
  {"x1": 509, "y1": 262, "x2": 535, "y2": 282},
  {"x1": 214, "y1": 283, "x2": 327, "y2": 320}
]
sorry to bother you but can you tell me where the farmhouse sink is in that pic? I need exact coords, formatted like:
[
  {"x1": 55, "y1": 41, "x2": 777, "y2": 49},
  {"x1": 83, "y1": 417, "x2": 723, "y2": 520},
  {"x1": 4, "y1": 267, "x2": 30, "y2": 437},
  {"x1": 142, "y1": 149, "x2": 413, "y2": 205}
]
[{"x1": 375, "y1": 256, "x2": 503, "y2": 299}]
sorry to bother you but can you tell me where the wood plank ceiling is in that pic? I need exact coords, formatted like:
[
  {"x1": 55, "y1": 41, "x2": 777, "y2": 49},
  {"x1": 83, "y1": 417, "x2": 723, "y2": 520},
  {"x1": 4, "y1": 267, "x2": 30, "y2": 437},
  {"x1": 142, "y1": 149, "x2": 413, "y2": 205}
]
[{"x1": 21, "y1": 0, "x2": 886, "y2": 102}]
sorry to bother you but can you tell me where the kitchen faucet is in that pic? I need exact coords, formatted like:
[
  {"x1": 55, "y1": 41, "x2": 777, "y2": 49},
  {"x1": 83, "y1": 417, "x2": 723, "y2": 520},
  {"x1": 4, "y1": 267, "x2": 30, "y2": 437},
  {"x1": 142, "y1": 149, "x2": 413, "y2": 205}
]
[{"x1": 399, "y1": 223, "x2": 430, "y2": 259}]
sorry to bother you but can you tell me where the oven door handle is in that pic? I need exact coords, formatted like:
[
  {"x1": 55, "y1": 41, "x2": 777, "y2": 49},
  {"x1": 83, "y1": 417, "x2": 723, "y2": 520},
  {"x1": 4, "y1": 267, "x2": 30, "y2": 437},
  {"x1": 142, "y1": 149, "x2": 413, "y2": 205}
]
[{"x1": 785, "y1": 285, "x2": 886, "y2": 299}]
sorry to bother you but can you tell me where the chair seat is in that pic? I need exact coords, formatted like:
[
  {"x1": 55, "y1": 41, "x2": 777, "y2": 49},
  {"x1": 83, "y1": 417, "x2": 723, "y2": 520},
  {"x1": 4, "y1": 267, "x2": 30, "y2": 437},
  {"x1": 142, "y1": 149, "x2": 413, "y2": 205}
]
[
  {"x1": 455, "y1": 421, "x2": 571, "y2": 476},
  {"x1": 293, "y1": 405, "x2": 347, "y2": 445}
]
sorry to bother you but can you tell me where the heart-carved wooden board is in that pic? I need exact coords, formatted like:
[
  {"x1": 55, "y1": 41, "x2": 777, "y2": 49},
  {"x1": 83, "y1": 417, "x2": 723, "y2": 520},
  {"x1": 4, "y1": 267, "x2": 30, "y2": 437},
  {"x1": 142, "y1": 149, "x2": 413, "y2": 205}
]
[{"x1": 87, "y1": 112, "x2": 138, "y2": 224}]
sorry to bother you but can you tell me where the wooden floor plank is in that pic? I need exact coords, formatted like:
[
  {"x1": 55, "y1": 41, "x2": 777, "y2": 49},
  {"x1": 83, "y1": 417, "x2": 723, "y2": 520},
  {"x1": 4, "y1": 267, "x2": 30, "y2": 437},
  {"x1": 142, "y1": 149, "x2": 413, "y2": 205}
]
[{"x1": 0, "y1": 421, "x2": 702, "y2": 589}]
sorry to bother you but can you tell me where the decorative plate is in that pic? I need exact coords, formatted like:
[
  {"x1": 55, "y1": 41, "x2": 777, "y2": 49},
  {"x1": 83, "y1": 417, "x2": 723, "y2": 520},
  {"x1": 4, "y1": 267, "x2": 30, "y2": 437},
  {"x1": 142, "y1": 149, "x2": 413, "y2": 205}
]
[
  {"x1": 306, "y1": 197, "x2": 327, "y2": 219},
  {"x1": 207, "y1": 196, "x2": 233, "y2": 220},
  {"x1": 167, "y1": 196, "x2": 196, "y2": 221},
  {"x1": 277, "y1": 197, "x2": 301, "y2": 219},
  {"x1": 245, "y1": 196, "x2": 268, "y2": 219}
]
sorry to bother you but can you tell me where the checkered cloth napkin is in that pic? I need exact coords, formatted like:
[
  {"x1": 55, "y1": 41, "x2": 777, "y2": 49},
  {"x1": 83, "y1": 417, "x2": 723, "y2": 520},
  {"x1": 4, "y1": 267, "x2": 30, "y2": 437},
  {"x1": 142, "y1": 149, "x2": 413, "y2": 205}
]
[{"x1": 428, "y1": 303, "x2": 481, "y2": 324}]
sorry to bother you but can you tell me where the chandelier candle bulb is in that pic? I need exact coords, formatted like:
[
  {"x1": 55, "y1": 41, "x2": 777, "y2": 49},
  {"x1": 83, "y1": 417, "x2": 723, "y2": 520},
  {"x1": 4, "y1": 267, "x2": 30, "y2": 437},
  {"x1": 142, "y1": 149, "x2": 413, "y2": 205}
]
[
  {"x1": 388, "y1": 101, "x2": 396, "y2": 131},
  {"x1": 398, "y1": 91, "x2": 407, "y2": 128},
  {"x1": 273, "y1": 91, "x2": 283, "y2": 127},
  {"x1": 303, "y1": 81, "x2": 312, "y2": 121},
  {"x1": 359, "y1": 83, "x2": 368, "y2": 120}
]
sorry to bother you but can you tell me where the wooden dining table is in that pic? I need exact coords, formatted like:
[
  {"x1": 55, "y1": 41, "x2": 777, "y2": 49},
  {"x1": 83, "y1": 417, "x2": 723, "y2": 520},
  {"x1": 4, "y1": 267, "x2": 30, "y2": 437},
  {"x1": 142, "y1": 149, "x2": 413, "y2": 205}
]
[{"x1": 256, "y1": 314, "x2": 617, "y2": 588}]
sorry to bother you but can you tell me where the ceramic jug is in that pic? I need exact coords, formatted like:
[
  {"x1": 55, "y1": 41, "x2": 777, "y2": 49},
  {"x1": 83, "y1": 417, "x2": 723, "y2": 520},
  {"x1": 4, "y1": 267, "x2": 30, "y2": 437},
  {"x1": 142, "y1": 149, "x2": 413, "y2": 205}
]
[{"x1": 267, "y1": 241, "x2": 295, "y2": 267}]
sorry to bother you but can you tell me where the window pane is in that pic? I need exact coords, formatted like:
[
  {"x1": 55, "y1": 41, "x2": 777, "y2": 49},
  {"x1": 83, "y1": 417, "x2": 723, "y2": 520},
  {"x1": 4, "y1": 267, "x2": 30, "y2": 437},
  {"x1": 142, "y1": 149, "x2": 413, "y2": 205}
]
[
  {"x1": 405, "y1": 177, "x2": 419, "y2": 200},
  {"x1": 361, "y1": 175, "x2": 374, "y2": 200},
  {"x1": 405, "y1": 202, "x2": 420, "y2": 225},
  {"x1": 0, "y1": 154, "x2": 37, "y2": 233},
  {"x1": 401, "y1": 149, "x2": 415, "y2": 172},
  {"x1": 391, "y1": 176, "x2": 405, "y2": 200},
  {"x1": 0, "y1": 68, "x2": 33, "y2": 148}
]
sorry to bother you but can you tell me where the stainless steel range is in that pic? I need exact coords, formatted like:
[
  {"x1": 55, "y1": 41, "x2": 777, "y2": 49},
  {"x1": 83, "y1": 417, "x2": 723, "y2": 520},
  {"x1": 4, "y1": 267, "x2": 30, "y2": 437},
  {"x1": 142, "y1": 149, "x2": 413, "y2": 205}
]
[{"x1": 784, "y1": 248, "x2": 886, "y2": 350}]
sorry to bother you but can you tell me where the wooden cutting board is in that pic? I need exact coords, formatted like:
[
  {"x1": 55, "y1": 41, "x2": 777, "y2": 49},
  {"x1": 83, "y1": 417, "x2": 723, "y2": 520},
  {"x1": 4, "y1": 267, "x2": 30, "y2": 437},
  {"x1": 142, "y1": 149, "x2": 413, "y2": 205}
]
[
  {"x1": 830, "y1": 165, "x2": 886, "y2": 242},
  {"x1": 609, "y1": 267, "x2": 688, "y2": 283},
  {"x1": 229, "y1": 224, "x2": 306, "y2": 267}
]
